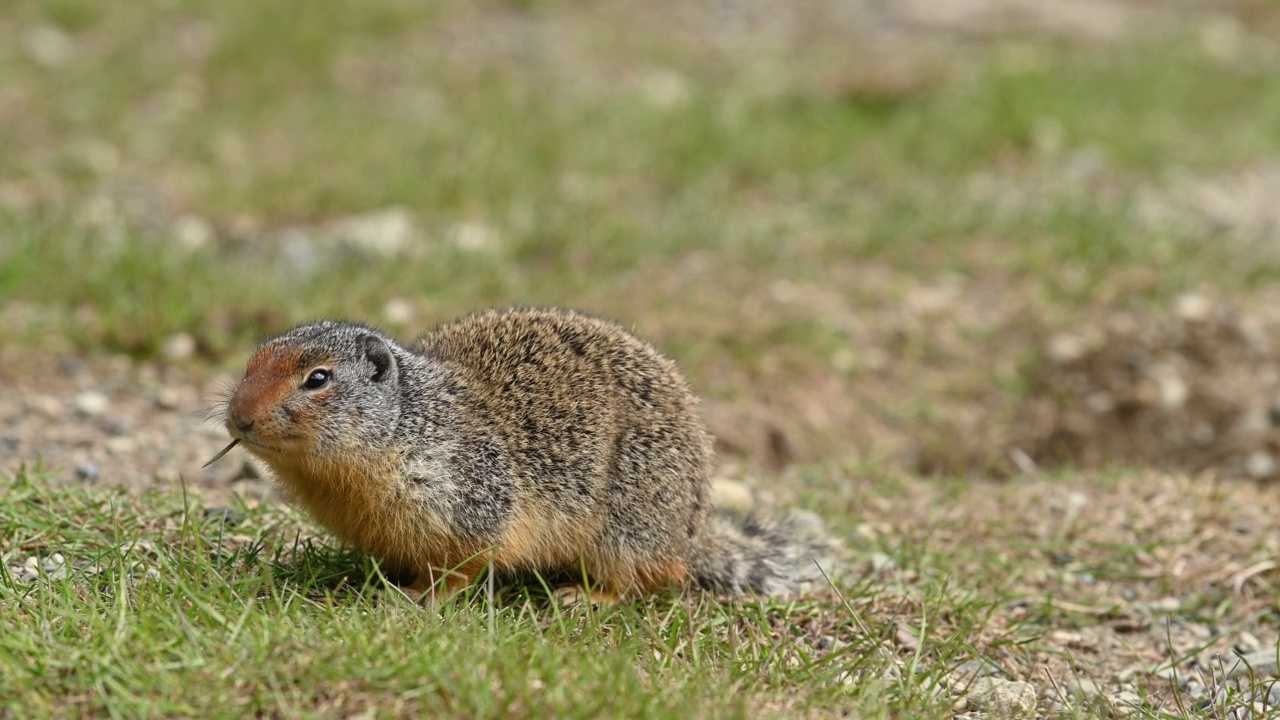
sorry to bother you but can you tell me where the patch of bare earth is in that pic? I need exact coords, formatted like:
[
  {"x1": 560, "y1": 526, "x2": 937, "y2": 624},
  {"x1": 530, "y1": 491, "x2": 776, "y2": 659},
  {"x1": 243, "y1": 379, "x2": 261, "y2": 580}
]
[
  {"x1": 838, "y1": 469, "x2": 1280, "y2": 715},
  {"x1": 1013, "y1": 292, "x2": 1280, "y2": 480}
]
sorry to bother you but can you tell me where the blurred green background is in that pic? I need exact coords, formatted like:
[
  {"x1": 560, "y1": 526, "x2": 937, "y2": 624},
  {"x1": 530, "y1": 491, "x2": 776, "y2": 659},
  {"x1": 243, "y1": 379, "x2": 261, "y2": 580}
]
[{"x1": 3, "y1": 0, "x2": 1280, "y2": 473}]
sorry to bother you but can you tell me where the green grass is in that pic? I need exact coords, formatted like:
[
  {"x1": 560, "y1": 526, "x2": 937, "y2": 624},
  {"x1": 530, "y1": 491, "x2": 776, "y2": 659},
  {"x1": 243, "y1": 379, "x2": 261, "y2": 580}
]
[
  {"x1": 0, "y1": 467, "x2": 995, "y2": 719},
  {"x1": 8, "y1": 465, "x2": 1276, "y2": 718}
]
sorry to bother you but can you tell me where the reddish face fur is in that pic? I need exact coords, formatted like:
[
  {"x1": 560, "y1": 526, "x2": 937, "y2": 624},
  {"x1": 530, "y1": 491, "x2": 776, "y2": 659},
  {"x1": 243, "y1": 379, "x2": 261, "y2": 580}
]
[{"x1": 227, "y1": 344, "x2": 332, "y2": 455}]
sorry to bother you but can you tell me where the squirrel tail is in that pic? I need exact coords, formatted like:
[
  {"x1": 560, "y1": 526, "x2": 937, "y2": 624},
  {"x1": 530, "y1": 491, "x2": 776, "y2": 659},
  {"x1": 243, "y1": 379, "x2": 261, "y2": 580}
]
[{"x1": 689, "y1": 509, "x2": 843, "y2": 597}]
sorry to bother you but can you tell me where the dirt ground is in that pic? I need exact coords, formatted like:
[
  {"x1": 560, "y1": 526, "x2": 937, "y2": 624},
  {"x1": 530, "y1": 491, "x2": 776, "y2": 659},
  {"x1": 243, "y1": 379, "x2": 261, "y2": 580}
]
[{"x1": 8, "y1": 289, "x2": 1280, "y2": 491}]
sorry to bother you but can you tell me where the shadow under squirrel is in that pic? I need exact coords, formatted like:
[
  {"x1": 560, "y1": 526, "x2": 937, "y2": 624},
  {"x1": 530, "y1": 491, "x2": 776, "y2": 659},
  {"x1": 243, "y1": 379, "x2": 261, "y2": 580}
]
[{"x1": 217, "y1": 307, "x2": 839, "y2": 602}]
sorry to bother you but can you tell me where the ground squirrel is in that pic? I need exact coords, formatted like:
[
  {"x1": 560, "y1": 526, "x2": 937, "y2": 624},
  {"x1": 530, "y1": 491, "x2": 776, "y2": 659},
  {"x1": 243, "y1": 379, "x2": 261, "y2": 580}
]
[{"x1": 217, "y1": 307, "x2": 839, "y2": 602}]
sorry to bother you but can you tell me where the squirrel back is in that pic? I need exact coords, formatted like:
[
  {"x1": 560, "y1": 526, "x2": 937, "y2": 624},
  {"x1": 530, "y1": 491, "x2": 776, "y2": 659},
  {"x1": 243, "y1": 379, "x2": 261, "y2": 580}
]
[{"x1": 224, "y1": 307, "x2": 839, "y2": 600}]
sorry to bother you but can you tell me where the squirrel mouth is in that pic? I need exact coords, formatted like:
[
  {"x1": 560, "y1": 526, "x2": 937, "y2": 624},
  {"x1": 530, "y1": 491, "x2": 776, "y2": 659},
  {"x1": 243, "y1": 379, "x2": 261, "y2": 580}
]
[
  {"x1": 237, "y1": 436, "x2": 282, "y2": 454},
  {"x1": 225, "y1": 430, "x2": 281, "y2": 454}
]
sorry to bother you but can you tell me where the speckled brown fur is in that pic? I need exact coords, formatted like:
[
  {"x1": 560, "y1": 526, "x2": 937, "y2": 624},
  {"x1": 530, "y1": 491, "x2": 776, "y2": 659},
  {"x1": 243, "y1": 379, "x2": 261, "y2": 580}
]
[{"x1": 222, "y1": 307, "x2": 839, "y2": 600}]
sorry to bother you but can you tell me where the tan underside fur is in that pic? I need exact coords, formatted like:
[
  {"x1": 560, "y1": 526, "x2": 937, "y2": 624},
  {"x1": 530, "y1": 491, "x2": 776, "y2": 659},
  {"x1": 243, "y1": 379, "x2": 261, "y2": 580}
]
[
  {"x1": 270, "y1": 450, "x2": 474, "y2": 573},
  {"x1": 265, "y1": 451, "x2": 689, "y2": 599},
  {"x1": 492, "y1": 501, "x2": 601, "y2": 571},
  {"x1": 498, "y1": 502, "x2": 689, "y2": 596}
]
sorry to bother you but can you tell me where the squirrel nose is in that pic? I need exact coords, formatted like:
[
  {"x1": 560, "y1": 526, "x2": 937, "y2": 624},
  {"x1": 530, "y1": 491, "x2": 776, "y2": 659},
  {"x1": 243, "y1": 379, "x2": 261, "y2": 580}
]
[{"x1": 231, "y1": 414, "x2": 255, "y2": 433}]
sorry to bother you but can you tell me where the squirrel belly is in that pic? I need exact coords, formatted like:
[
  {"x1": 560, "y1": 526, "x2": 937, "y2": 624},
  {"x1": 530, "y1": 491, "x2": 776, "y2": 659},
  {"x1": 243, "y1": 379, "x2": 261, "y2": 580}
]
[{"x1": 223, "y1": 307, "x2": 840, "y2": 599}]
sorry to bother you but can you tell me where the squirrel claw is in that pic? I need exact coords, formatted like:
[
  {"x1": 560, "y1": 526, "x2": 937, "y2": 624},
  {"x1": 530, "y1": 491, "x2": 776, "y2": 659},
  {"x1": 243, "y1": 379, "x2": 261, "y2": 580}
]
[
  {"x1": 397, "y1": 564, "x2": 482, "y2": 606},
  {"x1": 552, "y1": 584, "x2": 620, "y2": 607}
]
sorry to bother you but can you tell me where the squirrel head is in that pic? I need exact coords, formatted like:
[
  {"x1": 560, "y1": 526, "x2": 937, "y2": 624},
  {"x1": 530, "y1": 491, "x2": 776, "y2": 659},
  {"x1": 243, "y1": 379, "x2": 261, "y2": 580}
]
[{"x1": 226, "y1": 322, "x2": 404, "y2": 463}]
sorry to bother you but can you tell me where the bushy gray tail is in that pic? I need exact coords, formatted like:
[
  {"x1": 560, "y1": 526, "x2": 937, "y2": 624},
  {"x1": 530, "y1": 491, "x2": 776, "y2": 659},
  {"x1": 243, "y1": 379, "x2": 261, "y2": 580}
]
[{"x1": 690, "y1": 510, "x2": 843, "y2": 597}]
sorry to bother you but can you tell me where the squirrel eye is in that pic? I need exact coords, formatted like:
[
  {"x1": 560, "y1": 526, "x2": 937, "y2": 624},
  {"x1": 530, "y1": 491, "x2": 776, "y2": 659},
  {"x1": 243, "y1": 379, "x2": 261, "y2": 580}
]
[{"x1": 303, "y1": 369, "x2": 330, "y2": 390}]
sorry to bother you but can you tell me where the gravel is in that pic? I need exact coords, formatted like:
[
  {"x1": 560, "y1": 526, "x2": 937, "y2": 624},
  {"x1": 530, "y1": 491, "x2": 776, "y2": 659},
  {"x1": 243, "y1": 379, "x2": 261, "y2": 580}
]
[
  {"x1": 1, "y1": 351, "x2": 269, "y2": 504},
  {"x1": 4, "y1": 547, "x2": 170, "y2": 590},
  {"x1": 1227, "y1": 649, "x2": 1280, "y2": 680},
  {"x1": 960, "y1": 677, "x2": 1038, "y2": 719}
]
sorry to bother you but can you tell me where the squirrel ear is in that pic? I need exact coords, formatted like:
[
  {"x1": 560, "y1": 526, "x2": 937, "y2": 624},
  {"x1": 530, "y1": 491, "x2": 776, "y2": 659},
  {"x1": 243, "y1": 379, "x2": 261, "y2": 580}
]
[{"x1": 359, "y1": 334, "x2": 397, "y2": 384}]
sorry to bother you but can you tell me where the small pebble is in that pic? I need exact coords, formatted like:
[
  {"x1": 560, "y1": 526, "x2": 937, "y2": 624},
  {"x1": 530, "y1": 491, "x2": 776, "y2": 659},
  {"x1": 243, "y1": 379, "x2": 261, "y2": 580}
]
[
  {"x1": 1151, "y1": 365, "x2": 1189, "y2": 410},
  {"x1": 869, "y1": 552, "x2": 896, "y2": 572},
  {"x1": 1047, "y1": 333, "x2": 1088, "y2": 364},
  {"x1": 1086, "y1": 391, "x2": 1115, "y2": 414},
  {"x1": 382, "y1": 298, "x2": 415, "y2": 326},
  {"x1": 1228, "y1": 649, "x2": 1280, "y2": 680},
  {"x1": 281, "y1": 231, "x2": 323, "y2": 275},
  {"x1": 203, "y1": 506, "x2": 241, "y2": 525},
  {"x1": 1201, "y1": 15, "x2": 1245, "y2": 62},
  {"x1": 1237, "y1": 631, "x2": 1262, "y2": 651},
  {"x1": 21, "y1": 24, "x2": 74, "y2": 68},
  {"x1": 1048, "y1": 630, "x2": 1093, "y2": 649},
  {"x1": 1246, "y1": 451, "x2": 1277, "y2": 480},
  {"x1": 1067, "y1": 679, "x2": 1101, "y2": 700},
  {"x1": 948, "y1": 658, "x2": 1004, "y2": 683},
  {"x1": 172, "y1": 214, "x2": 215, "y2": 251},
  {"x1": 161, "y1": 332, "x2": 197, "y2": 362},
  {"x1": 1175, "y1": 292, "x2": 1213, "y2": 322},
  {"x1": 105, "y1": 436, "x2": 138, "y2": 455},
  {"x1": 76, "y1": 462, "x2": 101, "y2": 481},
  {"x1": 154, "y1": 388, "x2": 184, "y2": 410},
  {"x1": 153, "y1": 466, "x2": 181, "y2": 485},
  {"x1": 963, "y1": 678, "x2": 1038, "y2": 719},
  {"x1": 448, "y1": 221, "x2": 501, "y2": 253},
  {"x1": 814, "y1": 635, "x2": 835, "y2": 651},
  {"x1": 10, "y1": 554, "x2": 77, "y2": 584},
  {"x1": 74, "y1": 390, "x2": 110, "y2": 417},
  {"x1": 333, "y1": 206, "x2": 416, "y2": 257},
  {"x1": 1113, "y1": 689, "x2": 1142, "y2": 708}
]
